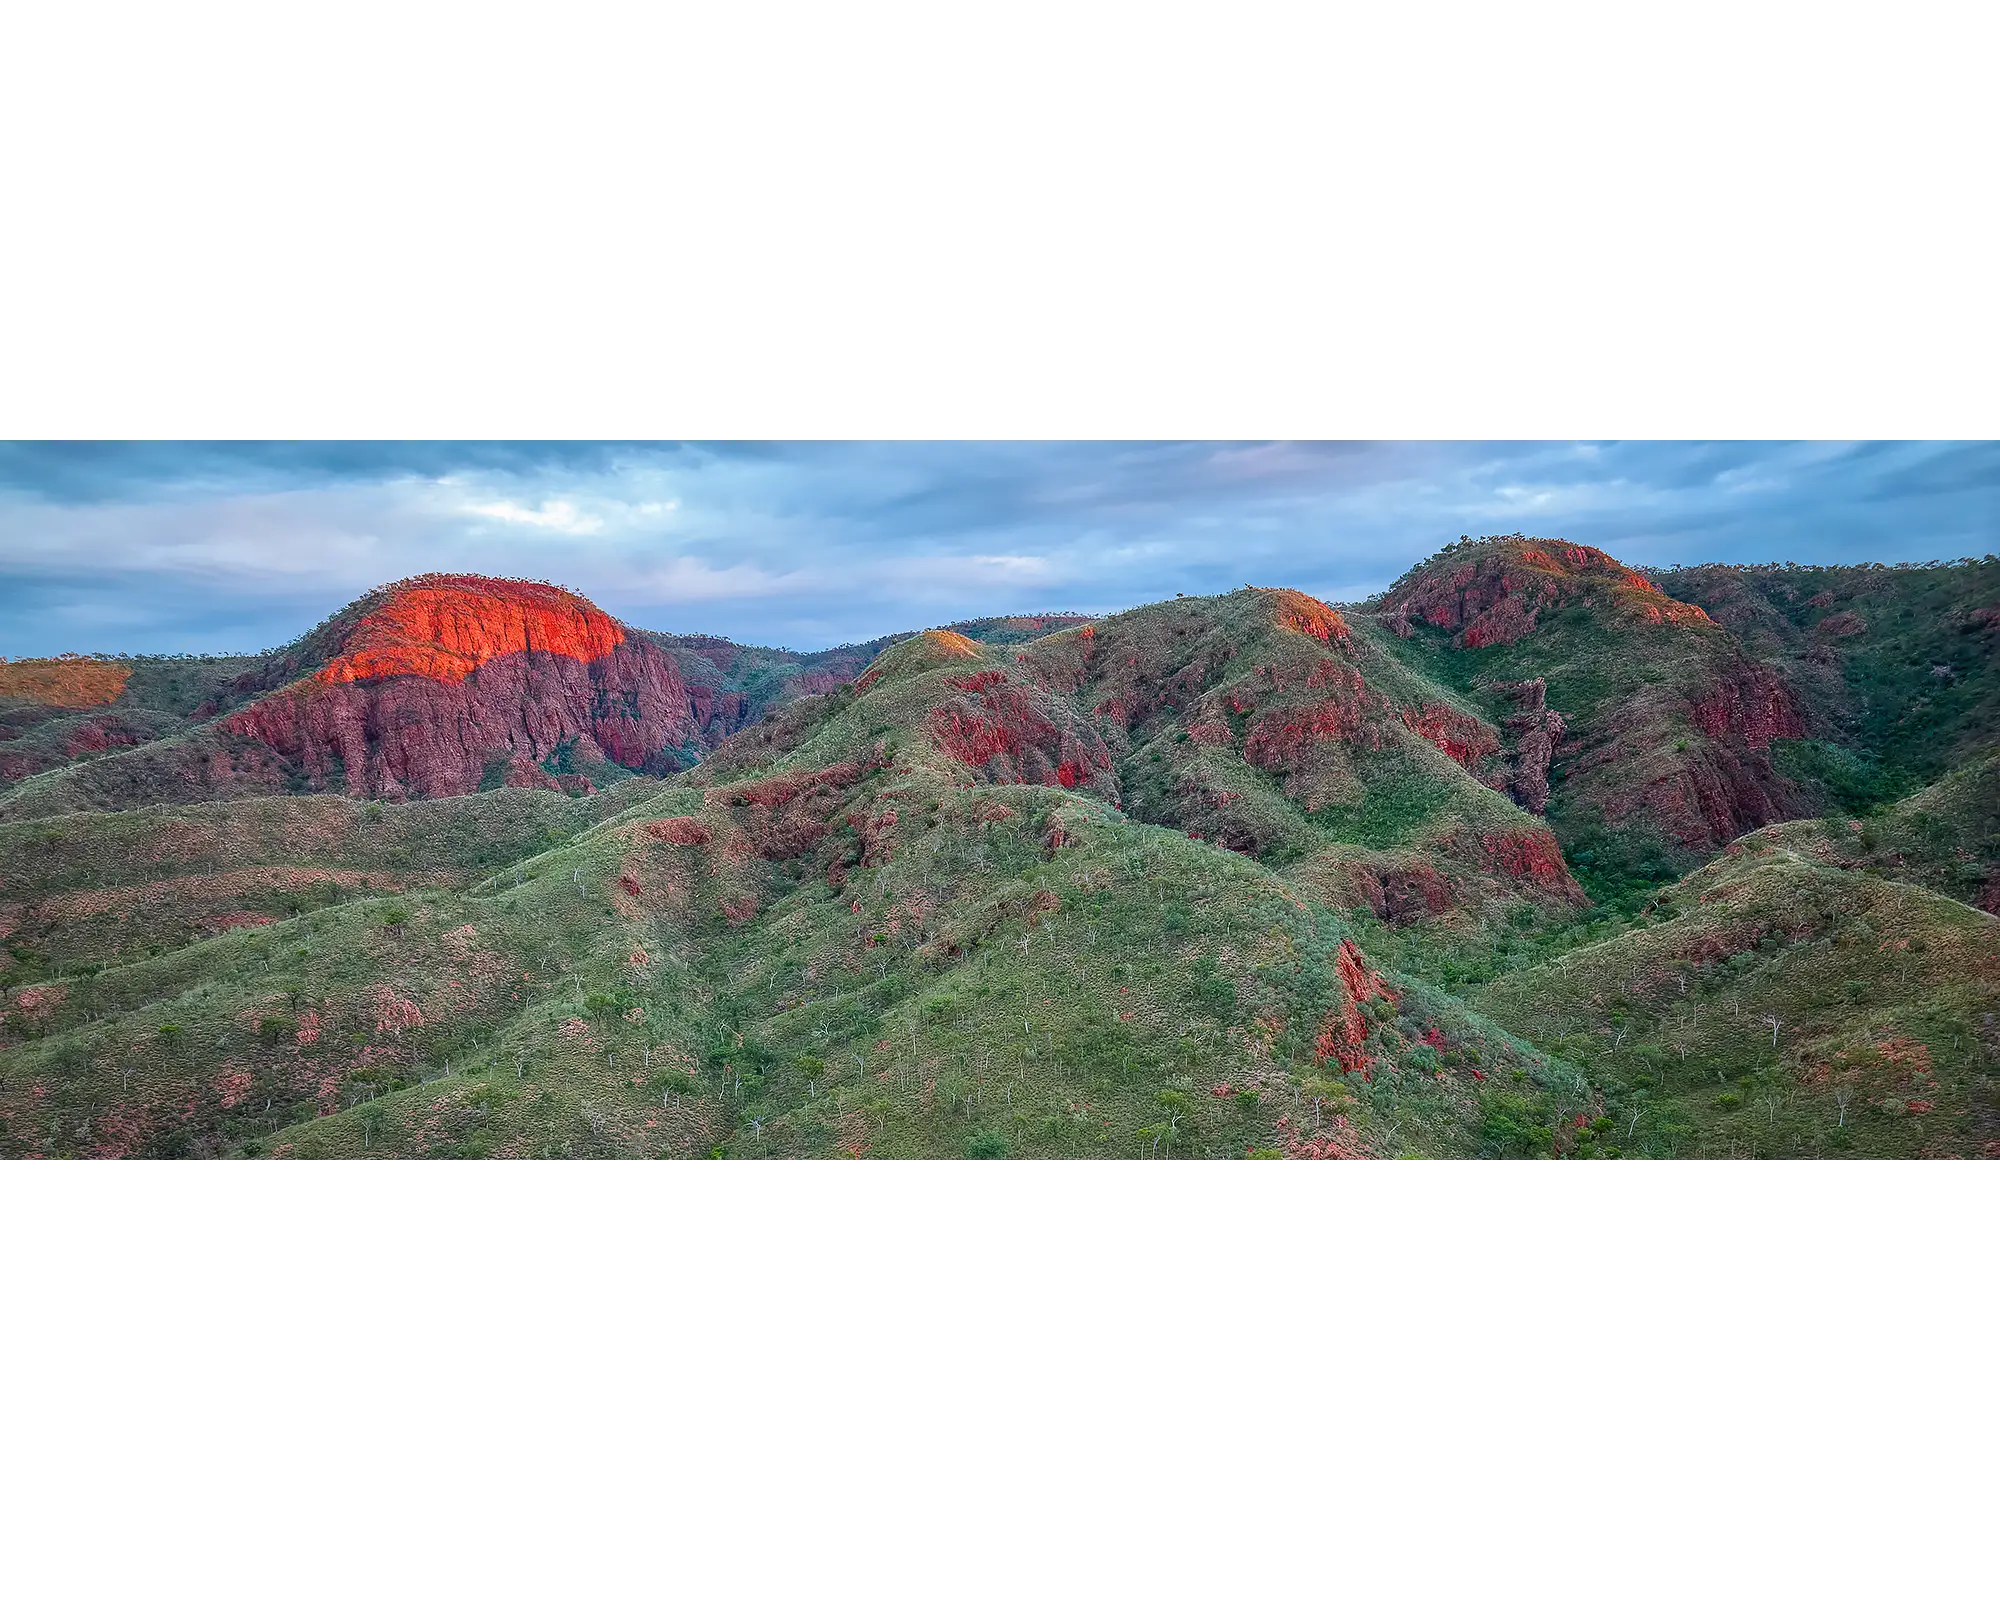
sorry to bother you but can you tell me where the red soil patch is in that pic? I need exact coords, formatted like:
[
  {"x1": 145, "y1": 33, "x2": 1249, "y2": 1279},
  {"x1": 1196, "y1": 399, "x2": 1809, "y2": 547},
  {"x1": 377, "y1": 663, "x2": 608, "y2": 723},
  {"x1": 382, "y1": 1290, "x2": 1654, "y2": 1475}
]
[
  {"x1": 370, "y1": 986, "x2": 424, "y2": 1036},
  {"x1": 208, "y1": 911, "x2": 276, "y2": 932},
  {"x1": 724, "y1": 753, "x2": 885, "y2": 809},
  {"x1": 57, "y1": 715, "x2": 152, "y2": 758},
  {"x1": 648, "y1": 816, "x2": 712, "y2": 845},
  {"x1": 855, "y1": 806, "x2": 901, "y2": 867},
  {"x1": 1281, "y1": 1117, "x2": 1370, "y2": 1159}
]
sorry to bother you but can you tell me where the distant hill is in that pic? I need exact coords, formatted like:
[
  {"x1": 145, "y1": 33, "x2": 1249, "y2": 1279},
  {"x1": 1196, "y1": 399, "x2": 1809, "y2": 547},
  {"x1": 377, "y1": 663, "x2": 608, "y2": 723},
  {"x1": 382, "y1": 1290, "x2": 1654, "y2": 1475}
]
[{"x1": 0, "y1": 578, "x2": 1091, "y2": 819}]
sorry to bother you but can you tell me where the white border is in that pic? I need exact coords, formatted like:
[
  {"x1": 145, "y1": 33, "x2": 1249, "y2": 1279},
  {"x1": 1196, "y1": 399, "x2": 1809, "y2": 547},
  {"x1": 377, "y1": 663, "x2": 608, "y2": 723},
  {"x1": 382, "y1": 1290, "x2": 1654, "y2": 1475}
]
[{"x1": 2, "y1": 5, "x2": 1993, "y2": 1593}]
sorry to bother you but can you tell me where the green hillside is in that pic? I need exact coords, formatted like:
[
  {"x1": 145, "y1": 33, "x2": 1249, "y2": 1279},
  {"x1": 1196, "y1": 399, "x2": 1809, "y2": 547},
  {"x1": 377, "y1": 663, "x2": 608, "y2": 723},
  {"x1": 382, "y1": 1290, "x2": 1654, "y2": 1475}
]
[
  {"x1": 2, "y1": 543, "x2": 1993, "y2": 1159},
  {"x1": 0, "y1": 634, "x2": 1568, "y2": 1159}
]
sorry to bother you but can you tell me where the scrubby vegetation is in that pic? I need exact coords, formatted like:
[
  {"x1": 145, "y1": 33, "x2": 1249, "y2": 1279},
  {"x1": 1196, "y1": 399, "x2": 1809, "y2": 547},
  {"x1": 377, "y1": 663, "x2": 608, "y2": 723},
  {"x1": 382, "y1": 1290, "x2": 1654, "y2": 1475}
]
[{"x1": 3, "y1": 540, "x2": 1992, "y2": 1159}]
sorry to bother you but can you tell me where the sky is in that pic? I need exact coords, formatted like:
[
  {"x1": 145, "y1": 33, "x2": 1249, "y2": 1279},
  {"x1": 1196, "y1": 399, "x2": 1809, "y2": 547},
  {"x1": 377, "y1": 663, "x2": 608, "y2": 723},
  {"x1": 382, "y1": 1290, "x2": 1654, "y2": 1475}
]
[{"x1": 0, "y1": 441, "x2": 1993, "y2": 659}]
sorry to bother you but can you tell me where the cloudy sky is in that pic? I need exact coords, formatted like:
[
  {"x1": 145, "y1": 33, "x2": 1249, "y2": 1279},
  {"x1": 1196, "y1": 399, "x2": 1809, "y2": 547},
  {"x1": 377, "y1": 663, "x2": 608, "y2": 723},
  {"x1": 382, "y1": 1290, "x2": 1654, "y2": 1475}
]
[{"x1": 0, "y1": 441, "x2": 1993, "y2": 658}]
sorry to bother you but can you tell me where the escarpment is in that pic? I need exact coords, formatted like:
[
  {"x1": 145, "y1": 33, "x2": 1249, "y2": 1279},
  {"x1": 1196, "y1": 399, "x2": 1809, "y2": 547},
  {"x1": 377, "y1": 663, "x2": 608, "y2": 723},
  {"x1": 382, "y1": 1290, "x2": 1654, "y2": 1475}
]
[{"x1": 220, "y1": 579, "x2": 701, "y2": 800}]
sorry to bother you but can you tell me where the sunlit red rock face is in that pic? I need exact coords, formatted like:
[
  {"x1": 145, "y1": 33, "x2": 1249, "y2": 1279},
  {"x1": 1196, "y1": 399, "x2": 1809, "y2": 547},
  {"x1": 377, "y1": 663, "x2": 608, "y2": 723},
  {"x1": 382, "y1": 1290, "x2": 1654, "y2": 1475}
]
[
  {"x1": 313, "y1": 579, "x2": 626, "y2": 685},
  {"x1": 0, "y1": 656, "x2": 132, "y2": 708},
  {"x1": 224, "y1": 577, "x2": 698, "y2": 799}
]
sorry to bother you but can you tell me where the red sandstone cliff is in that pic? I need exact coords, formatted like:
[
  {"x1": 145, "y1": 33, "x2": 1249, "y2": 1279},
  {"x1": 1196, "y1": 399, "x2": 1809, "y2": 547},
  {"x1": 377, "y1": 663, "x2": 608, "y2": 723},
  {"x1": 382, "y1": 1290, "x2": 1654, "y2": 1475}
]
[{"x1": 222, "y1": 577, "x2": 700, "y2": 799}]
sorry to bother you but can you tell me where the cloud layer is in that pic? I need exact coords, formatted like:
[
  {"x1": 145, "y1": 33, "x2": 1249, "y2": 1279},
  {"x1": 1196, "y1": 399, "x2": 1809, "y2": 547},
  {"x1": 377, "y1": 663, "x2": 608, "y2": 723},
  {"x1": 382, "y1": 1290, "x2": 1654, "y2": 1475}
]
[{"x1": 0, "y1": 441, "x2": 1992, "y2": 657}]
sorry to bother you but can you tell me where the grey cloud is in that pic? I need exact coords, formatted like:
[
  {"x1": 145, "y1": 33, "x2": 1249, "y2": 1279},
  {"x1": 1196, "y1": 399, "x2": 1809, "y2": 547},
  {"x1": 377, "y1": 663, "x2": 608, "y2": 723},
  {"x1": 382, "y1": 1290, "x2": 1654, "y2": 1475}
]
[{"x1": 0, "y1": 442, "x2": 1991, "y2": 658}]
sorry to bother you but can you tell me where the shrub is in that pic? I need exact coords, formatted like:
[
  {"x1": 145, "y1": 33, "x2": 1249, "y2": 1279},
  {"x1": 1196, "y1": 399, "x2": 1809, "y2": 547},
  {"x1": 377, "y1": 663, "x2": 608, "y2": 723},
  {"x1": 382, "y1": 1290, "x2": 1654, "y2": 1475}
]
[
  {"x1": 965, "y1": 1129, "x2": 1008, "y2": 1159},
  {"x1": 257, "y1": 1015, "x2": 292, "y2": 1046},
  {"x1": 1716, "y1": 1091, "x2": 1743, "y2": 1111},
  {"x1": 1191, "y1": 959, "x2": 1236, "y2": 1022},
  {"x1": 1478, "y1": 1091, "x2": 1553, "y2": 1158}
]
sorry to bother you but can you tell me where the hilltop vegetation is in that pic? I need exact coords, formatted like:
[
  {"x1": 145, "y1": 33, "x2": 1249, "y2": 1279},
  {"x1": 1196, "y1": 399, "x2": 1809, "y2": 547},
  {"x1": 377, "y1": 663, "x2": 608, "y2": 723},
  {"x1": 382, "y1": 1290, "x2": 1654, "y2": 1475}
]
[
  {"x1": 2, "y1": 536, "x2": 1993, "y2": 1158},
  {"x1": 1655, "y1": 554, "x2": 2000, "y2": 799}
]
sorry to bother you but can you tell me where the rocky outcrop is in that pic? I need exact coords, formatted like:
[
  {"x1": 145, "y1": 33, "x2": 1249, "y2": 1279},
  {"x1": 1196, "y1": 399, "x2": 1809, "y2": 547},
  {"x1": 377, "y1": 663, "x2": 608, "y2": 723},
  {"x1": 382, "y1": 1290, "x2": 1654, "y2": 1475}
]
[
  {"x1": 1561, "y1": 657, "x2": 1808, "y2": 853},
  {"x1": 1382, "y1": 537, "x2": 1712, "y2": 648},
  {"x1": 226, "y1": 634, "x2": 696, "y2": 800},
  {"x1": 1399, "y1": 702, "x2": 1502, "y2": 772},
  {"x1": 1488, "y1": 678, "x2": 1566, "y2": 814},
  {"x1": 313, "y1": 578, "x2": 627, "y2": 685},
  {"x1": 927, "y1": 669, "x2": 1117, "y2": 796},
  {"x1": 208, "y1": 577, "x2": 701, "y2": 801},
  {"x1": 1685, "y1": 661, "x2": 1805, "y2": 751}
]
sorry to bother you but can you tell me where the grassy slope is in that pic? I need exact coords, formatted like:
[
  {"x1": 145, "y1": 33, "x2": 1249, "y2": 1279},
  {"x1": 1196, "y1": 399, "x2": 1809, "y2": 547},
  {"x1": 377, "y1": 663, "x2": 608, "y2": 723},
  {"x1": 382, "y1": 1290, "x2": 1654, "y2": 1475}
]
[
  {"x1": 0, "y1": 656, "x2": 267, "y2": 804},
  {"x1": 1728, "y1": 752, "x2": 2000, "y2": 913},
  {"x1": 0, "y1": 625, "x2": 1568, "y2": 1160},
  {"x1": 0, "y1": 782, "x2": 661, "y2": 979},
  {"x1": 1476, "y1": 840, "x2": 2000, "y2": 1158}
]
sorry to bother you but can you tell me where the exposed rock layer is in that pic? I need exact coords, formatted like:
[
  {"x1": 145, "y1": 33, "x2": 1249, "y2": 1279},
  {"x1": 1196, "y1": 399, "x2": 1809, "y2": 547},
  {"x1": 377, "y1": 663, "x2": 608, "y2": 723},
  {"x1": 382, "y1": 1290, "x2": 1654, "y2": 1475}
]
[{"x1": 227, "y1": 636, "x2": 698, "y2": 800}]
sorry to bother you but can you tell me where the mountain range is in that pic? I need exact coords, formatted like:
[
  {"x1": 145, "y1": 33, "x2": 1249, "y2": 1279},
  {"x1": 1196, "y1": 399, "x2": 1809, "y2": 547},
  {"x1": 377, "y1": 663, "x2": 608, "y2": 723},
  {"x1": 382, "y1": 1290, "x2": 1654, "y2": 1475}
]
[{"x1": 2, "y1": 537, "x2": 1994, "y2": 1159}]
